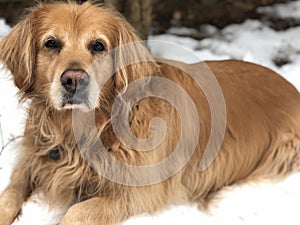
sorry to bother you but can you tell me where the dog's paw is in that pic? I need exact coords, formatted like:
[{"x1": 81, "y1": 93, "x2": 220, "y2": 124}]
[
  {"x1": 0, "y1": 205, "x2": 18, "y2": 225},
  {"x1": 0, "y1": 188, "x2": 23, "y2": 225},
  {"x1": 0, "y1": 203, "x2": 19, "y2": 225},
  {"x1": 59, "y1": 205, "x2": 85, "y2": 225},
  {"x1": 59, "y1": 201, "x2": 114, "y2": 225}
]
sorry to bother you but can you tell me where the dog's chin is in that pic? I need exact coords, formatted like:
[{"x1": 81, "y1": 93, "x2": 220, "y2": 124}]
[
  {"x1": 62, "y1": 102, "x2": 92, "y2": 112},
  {"x1": 53, "y1": 98, "x2": 94, "y2": 112},
  {"x1": 50, "y1": 86, "x2": 99, "y2": 112}
]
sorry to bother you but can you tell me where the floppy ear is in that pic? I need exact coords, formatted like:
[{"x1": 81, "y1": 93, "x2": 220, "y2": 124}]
[
  {"x1": 113, "y1": 16, "x2": 158, "y2": 92},
  {"x1": 0, "y1": 15, "x2": 35, "y2": 96}
]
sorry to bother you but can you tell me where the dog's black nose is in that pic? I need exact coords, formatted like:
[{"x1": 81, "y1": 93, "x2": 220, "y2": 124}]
[{"x1": 60, "y1": 70, "x2": 90, "y2": 93}]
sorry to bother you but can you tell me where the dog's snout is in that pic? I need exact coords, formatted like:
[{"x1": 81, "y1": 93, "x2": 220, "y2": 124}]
[{"x1": 60, "y1": 70, "x2": 90, "y2": 93}]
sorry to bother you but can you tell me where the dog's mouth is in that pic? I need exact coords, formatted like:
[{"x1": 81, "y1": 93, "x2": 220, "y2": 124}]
[
  {"x1": 61, "y1": 92, "x2": 91, "y2": 110},
  {"x1": 50, "y1": 69, "x2": 100, "y2": 111},
  {"x1": 55, "y1": 69, "x2": 94, "y2": 111}
]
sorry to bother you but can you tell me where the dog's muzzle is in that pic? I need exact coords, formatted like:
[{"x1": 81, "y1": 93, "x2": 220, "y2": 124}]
[{"x1": 60, "y1": 69, "x2": 90, "y2": 108}]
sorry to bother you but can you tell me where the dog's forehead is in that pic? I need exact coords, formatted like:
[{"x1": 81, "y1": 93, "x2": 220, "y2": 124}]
[{"x1": 33, "y1": 3, "x2": 116, "y2": 38}]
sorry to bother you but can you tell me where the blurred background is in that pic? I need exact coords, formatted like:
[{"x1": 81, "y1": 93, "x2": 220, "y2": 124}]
[{"x1": 0, "y1": 0, "x2": 299, "y2": 40}]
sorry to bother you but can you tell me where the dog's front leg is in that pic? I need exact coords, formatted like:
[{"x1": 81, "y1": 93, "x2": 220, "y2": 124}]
[
  {"x1": 59, "y1": 197, "x2": 132, "y2": 225},
  {"x1": 0, "y1": 158, "x2": 31, "y2": 225}
]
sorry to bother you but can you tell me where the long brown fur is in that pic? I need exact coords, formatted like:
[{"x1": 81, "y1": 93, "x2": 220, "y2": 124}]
[{"x1": 0, "y1": 1, "x2": 300, "y2": 225}]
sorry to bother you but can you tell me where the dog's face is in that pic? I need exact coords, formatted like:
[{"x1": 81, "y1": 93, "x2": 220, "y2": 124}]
[
  {"x1": 0, "y1": 2, "x2": 156, "y2": 110},
  {"x1": 36, "y1": 3, "x2": 115, "y2": 110}
]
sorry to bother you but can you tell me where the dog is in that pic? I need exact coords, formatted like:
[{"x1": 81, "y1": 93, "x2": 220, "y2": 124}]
[{"x1": 0, "y1": 1, "x2": 300, "y2": 225}]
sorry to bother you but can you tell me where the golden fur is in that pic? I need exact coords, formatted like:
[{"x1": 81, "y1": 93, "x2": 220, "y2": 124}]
[{"x1": 0, "y1": 1, "x2": 300, "y2": 225}]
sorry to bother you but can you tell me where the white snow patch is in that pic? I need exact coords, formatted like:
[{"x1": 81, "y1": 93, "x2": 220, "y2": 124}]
[
  {"x1": 0, "y1": 18, "x2": 10, "y2": 37},
  {"x1": 258, "y1": 0, "x2": 300, "y2": 19}
]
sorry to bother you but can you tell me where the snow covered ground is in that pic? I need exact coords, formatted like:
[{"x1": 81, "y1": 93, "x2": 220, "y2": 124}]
[{"x1": 0, "y1": 1, "x2": 300, "y2": 225}]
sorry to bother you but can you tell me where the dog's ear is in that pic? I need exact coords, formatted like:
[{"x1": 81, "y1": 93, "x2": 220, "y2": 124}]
[
  {"x1": 0, "y1": 15, "x2": 35, "y2": 95},
  {"x1": 113, "y1": 16, "x2": 158, "y2": 92}
]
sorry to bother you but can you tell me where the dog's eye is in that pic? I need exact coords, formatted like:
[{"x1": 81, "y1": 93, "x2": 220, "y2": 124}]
[
  {"x1": 45, "y1": 38, "x2": 61, "y2": 50},
  {"x1": 91, "y1": 41, "x2": 106, "y2": 54}
]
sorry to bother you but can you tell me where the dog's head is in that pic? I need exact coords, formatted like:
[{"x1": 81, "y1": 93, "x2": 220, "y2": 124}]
[{"x1": 0, "y1": 1, "x2": 157, "y2": 110}]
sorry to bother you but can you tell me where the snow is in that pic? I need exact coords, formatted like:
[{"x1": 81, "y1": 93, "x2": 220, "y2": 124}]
[
  {"x1": 167, "y1": 27, "x2": 199, "y2": 36},
  {"x1": 1, "y1": 1, "x2": 300, "y2": 224},
  {"x1": 257, "y1": 0, "x2": 300, "y2": 20},
  {"x1": 0, "y1": 19, "x2": 10, "y2": 37},
  {"x1": 150, "y1": 19, "x2": 300, "y2": 91}
]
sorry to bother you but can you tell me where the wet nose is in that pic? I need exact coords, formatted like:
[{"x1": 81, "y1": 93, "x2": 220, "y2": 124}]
[{"x1": 60, "y1": 70, "x2": 90, "y2": 93}]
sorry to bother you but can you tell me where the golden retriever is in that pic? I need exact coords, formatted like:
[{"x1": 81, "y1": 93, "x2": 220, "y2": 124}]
[{"x1": 0, "y1": 1, "x2": 300, "y2": 225}]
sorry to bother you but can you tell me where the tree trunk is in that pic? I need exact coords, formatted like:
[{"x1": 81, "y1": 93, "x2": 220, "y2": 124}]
[{"x1": 106, "y1": 0, "x2": 153, "y2": 40}]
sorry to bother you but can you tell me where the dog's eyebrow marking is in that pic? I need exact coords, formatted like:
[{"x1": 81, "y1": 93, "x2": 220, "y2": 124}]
[
  {"x1": 97, "y1": 34, "x2": 110, "y2": 46},
  {"x1": 82, "y1": 33, "x2": 110, "y2": 49}
]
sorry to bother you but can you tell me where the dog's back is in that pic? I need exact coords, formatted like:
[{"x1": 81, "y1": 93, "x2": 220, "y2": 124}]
[{"x1": 156, "y1": 59, "x2": 300, "y2": 205}]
